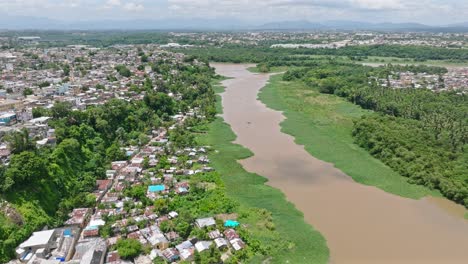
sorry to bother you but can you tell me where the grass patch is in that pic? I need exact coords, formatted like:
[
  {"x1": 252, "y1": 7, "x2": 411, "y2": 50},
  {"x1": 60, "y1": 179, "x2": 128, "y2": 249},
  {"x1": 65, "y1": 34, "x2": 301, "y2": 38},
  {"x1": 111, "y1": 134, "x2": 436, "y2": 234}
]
[
  {"x1": 196, "y1": 79, "x2": 329, "y2": 263},
  {"x1": 258, "y1": 74, "x2": 440, "y2": 199}
]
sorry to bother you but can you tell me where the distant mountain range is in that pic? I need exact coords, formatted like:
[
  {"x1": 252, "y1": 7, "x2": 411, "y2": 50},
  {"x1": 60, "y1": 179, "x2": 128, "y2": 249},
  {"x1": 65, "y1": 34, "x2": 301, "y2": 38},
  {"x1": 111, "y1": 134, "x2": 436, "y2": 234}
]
[
  {"x1": 255, "y1": 20, "x2": 467, "y2": 32},
  {"x1": 0, "y1": 15, "x2": 467, "y2": 32}
]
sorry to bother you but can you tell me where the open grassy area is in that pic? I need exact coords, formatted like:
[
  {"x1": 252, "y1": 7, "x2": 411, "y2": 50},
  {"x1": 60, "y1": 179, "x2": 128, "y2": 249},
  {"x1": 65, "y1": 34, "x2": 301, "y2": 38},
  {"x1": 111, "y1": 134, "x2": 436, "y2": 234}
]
[
  {"x1": 196, "y1": 79, "x2": 329, "y2": 263},
  {"x1": 258, "y1": 74, "x2": 440, "y2": 199}
]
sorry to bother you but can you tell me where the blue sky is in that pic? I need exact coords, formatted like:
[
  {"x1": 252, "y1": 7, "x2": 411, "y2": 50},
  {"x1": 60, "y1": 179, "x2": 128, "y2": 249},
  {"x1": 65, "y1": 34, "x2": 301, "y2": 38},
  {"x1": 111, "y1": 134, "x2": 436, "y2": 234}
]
[{"x1": 0, "y1": 0, "x2": 466, "y2": 25}]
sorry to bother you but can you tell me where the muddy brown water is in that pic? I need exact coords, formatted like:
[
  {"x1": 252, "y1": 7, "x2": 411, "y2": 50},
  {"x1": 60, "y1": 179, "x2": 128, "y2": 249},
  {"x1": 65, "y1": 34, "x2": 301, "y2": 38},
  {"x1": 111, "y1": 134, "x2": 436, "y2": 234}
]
[{"x1": 212, "y1": 63, "x2": 468, "y2": 264}]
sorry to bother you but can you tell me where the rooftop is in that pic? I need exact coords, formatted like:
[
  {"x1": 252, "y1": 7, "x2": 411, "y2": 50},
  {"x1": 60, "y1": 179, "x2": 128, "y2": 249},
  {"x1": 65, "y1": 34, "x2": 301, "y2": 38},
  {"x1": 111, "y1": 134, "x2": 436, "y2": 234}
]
[{"x1": 19, "y1": 229, "x2": 55, "y2": 249}]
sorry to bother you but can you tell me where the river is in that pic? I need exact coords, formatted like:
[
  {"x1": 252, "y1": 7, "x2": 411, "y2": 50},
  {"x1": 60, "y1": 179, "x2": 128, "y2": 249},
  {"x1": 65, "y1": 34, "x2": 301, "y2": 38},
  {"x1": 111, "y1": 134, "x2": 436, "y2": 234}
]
[{"x1": 212, "y1": 63, "x2": 468, "y2": 264}]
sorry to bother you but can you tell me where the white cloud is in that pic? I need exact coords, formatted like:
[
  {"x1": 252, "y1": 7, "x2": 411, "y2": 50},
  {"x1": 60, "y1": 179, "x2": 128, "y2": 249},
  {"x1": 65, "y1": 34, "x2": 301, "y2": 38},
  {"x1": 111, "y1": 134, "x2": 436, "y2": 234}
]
[
  {"x1": 123, "y1": 2, "x2": 144, "y2": 12},
  {"x1": 0, "y1": 0, "x2": 466, "y2": 24},
  {"x1": 106, "y1": 0, "x2": 121, "y2": 6},
  {"x1": 351, "y1": 0, "x2": 404, "y2": 10}
]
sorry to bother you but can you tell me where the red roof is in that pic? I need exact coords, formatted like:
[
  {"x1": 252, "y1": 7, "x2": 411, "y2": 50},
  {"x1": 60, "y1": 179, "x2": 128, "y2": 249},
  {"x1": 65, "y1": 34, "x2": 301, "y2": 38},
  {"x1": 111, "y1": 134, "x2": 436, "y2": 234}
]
[
  {"x1": 223, "y1": 229, "x2": 239, "y2": 240},
  {"x1": 83, "y1": 228, "x2": 99, "y2": 237},
  {"x1": 96, "y1": 179, "x2": 112, "y2": 191},
  {"x1": 106, "y1": 251, "x2": 120, "y2": 263},
  {"x1": 127, "y1": 231, "x2": 140, "y2": 239}
]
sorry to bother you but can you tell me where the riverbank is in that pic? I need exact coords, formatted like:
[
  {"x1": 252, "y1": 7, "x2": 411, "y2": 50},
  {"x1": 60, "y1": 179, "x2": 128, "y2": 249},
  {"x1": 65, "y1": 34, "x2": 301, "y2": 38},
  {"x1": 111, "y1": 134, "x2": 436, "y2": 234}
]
[
  {"x1": 196, "y1": 77, "x2": 329, "y2": 263},
  {"x1": 213, "y1": 63, "x2": 468, "y2": 264},
  {"x1": 258, "y1": 74, "x2": 439, "y2": 199}
]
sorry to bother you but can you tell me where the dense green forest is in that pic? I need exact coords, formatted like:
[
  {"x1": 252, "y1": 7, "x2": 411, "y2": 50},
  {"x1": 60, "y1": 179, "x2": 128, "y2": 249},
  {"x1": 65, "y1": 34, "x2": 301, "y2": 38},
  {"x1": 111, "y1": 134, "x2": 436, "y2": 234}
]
[
  {"x1": 0, "y1": 61, "x2": 216, "y2": 262},
  {"x1": 176, "y1": 45, "x2": 468, "y2": 63},
  {"x1": 282, "y1": 62, "x2": 467, "y2": 207}
]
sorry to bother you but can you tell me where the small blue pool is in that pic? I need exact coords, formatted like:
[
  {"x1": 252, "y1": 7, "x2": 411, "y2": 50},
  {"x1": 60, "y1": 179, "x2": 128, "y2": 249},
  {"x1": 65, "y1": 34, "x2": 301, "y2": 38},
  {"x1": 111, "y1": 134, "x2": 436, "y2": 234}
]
[
  {"x1": 148, "y1": 185, "x2": 165, "y2": 192},
  {"x1": 224, "y1": 220, "x2": 240, "y2": 228}
]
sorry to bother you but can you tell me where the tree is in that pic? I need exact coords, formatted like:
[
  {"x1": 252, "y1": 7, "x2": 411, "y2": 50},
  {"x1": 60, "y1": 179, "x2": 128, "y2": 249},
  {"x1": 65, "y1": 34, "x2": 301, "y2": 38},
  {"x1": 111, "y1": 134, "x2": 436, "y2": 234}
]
[
  {"x1": 32, "y1": 107, "x2": 51, "y2": 118},
  {"x1": 153, "y1": 199, "x2": 169, "y2": 215},
  {"x1": 144, "y1": 92, "x2": 176, "y2": 117},
  {"x1": 5, "y1": 129, "x2": 35, "y2": 154},
  {"x1": 23, "y1": 88, "x2": 33, "y2": 96},
  {"x1": 106, "y1": 143, "x2": 127, "y2": 162},
  {"x1": 115, "y1": 65, "x2": 132, "y2": 78},
  {"x1": 142, "y1": 157, "x2": 150, "y2": 169},
  {"x1": 257, "y1": 63, "x2": 270, "y2": 73},
  {"x1": 4, "y1": 151, "x2": 48, "y2": 191},
  {"x1": 38, "y1": 81, "x2": 51, "y2": 88},
  {"x1": 116, "y1": 239, "x2": 142, "y2": 260},
  {"x1": 51, "y1": 102, "x2": 72, "y2": 119},
  {"x1": 138, "y1": 134, "x2": 150, "y2": 146},
  {"x1": 62, "y1": 64, "x2": 70, "y2": 76}
]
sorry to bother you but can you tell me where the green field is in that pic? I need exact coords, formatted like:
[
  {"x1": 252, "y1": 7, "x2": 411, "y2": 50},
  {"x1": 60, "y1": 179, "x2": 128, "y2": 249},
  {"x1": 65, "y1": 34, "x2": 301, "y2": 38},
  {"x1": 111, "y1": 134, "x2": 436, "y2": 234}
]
[
  {"x1": 196, "y1": 79, "x2": 329, "y2": 263},
  {"x1": 258, "y1": 74, "x2": 440, "y2": 199}
]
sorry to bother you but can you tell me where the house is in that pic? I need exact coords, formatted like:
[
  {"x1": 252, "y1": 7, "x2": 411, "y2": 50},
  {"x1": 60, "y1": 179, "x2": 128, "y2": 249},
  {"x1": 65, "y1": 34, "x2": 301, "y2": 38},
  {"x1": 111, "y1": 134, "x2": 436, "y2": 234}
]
[
  {"x1": 83, "y1": 227, "x2": 99, "y2": 238},
  {"x1": 168, "y1": 211, "x2": 178, "y2": 219},
  {"x1": 165, "y1": 231, "x2": 179, "y2": 242},
  {"x1": 127, "y1": 231, "x2": 141, "y2": 240},
  {"x1": 106, "y1": 236, "x2": 120, "y2": 247},
  {"x1": 16, "y1": 229, "x2": 57, "y2": 260},
  {"x1": 179, "y1": 248, "x2": 194, "y2": 261},
  {"x1": 0, "y1": 112, "x2": 17, "y2": 126},
  {"x1": 161, "y1": 248, "x2": 179, "y2": 263},
  {"x1": 134, "y1": 255, "x2": 153, "y2": 264},
  {"x1": 223, "y1": 229, "x2": 239, "y2": 240},
  {"x1": 106, "y1": 251, "x2": 120, "y2": 263},
  {"x1": 197, "y1": 156, "x2": 209, "y2": 164},
  {"x1": 111, "y1": 161, "x2": 128, "y2": 171},
  {"x1": 148, "y1": 233, "x2": 169, "y2": 250},
  {"x1": 72, "y1": 237, "x2": 107, "y2": 264},
  {"x1": 175, "y1": 240, "x2": 193, "y2": 253},
  {"x1": 214, "y1": 238, "x2": 228, "y2": 249},
  {"x1": 127, "y1": 225, "x2": 139, "y2": 233},
  {"x1": 208, "y1": 230, "x2": 222, "y2": 239},
  {"x1": 230, "y1": 238, "x2": 246, "y2": 251},
  {"x1": 194, "y1": 241, "x2": 212, "y2": 253},
  {"x1": 65, "y1": 208, "x2": 91, "y2": 228},
  {"x1": 195, "y1": 217, "x2": 216, "y2": 228},
  {"x1": 96, "y1": 180, "x2": 112, "y2": 192},
  {"x1": 106, "y1": 170, "x2": 117, "y2": 179}
]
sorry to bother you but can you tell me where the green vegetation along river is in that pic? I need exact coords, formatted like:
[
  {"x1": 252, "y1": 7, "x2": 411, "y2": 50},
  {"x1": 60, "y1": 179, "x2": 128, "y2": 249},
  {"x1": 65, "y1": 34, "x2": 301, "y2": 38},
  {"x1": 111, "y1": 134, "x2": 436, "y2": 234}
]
[{"x1": 212, "y1": 63, "x2": 468, "y2": 264}]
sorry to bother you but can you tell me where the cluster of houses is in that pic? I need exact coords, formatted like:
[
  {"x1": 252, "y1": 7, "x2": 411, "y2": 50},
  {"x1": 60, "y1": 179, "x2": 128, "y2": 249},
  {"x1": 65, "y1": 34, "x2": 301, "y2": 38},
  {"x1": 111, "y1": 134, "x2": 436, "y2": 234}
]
[
  {"x1": 11, "y1": 121, "x2": 246, "y2": 264},
  {"x1": 165, "y1": 31, "x2": 468, "y2": 48},
  {"x1": 1, "y1": 42, "x2": 248, "y2": 264},
  {"x1": 373, "y1": 68, "x2": 468, "y2": 92},
  {"x1": 0, "y1": 44, "x2": 202, "y2": 164}
]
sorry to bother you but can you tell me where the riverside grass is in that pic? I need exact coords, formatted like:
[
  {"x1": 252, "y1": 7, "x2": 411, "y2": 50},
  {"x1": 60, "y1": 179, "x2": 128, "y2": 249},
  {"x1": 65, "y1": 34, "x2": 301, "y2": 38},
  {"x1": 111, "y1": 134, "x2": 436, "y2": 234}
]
[
  {"x1": 258, "y1": 73, "x2": 440, "y2": 199},
  {"x1": 196, "y1": 78, "x2": 329, "y2": 263}
]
